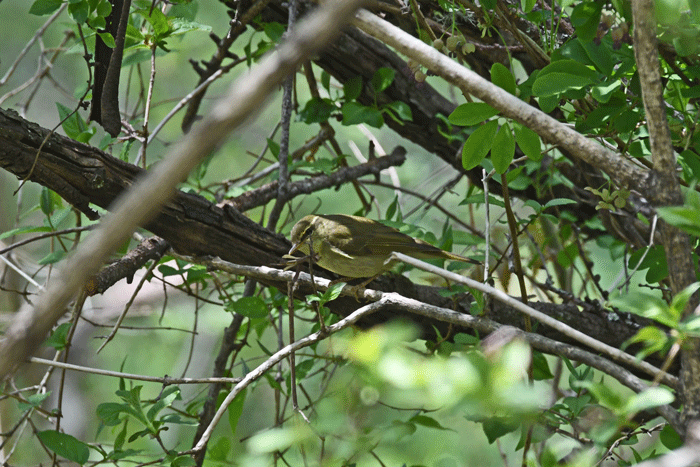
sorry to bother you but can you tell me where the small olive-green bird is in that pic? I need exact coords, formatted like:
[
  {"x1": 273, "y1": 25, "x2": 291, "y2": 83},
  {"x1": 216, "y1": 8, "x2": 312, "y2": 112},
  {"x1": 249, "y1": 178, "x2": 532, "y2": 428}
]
[{"x1": 288, "y1": 214, "x2": 479, "y2": 278}]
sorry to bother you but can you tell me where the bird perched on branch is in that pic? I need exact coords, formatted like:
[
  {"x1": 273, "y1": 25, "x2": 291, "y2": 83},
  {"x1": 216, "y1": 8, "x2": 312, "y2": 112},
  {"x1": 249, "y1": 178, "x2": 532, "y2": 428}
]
[{"x1": 287, "y1": 214, "x2": 479, "y2": 279}]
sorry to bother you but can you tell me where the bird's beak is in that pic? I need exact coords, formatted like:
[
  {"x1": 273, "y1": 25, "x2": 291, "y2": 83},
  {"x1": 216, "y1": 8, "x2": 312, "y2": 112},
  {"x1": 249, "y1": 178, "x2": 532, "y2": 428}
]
[{"x1": 288, "y1": 242, "x2": 302, "y2": 255}]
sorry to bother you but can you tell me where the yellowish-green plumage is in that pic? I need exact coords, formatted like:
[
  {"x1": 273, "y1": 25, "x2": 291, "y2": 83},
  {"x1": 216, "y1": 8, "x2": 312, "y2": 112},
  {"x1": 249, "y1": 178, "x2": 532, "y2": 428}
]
[{"x1": 288, "y1": 214, "x2": 479, "y2": 278}]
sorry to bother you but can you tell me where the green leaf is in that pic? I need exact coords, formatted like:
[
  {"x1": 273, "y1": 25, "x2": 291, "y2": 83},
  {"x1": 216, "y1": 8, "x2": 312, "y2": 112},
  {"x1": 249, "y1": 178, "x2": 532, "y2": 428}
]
[
  {"x1": 37, "y1": 430, "x2": 90, "y2": 465},
  {"x1": 556, "y1": 242, "x2": 579, "y2": 268},
  {"x1": 659, "y1": 425, "x2": 683, "y2": 450},
  {"x1": 227, "y1": 296, "x2": 268, "y2": 319},
  {"x1": 670, "y1": 282, "x2": 700, "y2": 319},
  {"x1": 623, "y1": 387, "x2": 674, "y2": 415},
  {"x1": 38, "y1": 250, "x2": 66, "y2": 265},
  {"x1": 263, "y1": 22, "x2": 285, "y2": 42},
  {"x1": 514, "y1": 124, "x2": 542, "y2": 162},
  {"x1": 576, "y1": 381, "x2": 623, "y2": 411},
  {"x1": 17, "y1": 392, "x2": 51, "y2": 412},
  {"x1": 479, "y1": 417, "x2": 520, "y2": 444},
  {"x1": 491, "y1": 123, "x2": 515, "y2": 174},
  {"x1": 341, "y1": 102, "x2": 384, "y2": 128},
  {"x1": 344, "y1": 76, "x2": 363, "y2": 101},
  {"x1": 454, "y1": 332, "x2": 480, "y2": 345},
  {"x1": 321, "y1": 71, "x2": 331, "y2": 91},
  {"x1": 68, "y1": 0, "x2": 89, "y2": 24},
  {"x1": 308, "y1": 282, "x2": 346, "y2": 306},
  {"x1": 386, "y1": 194, "x2": 399, "y2": 220},
  {"x1": 544, "y1": 198, "x2": 577, "y2": 208},
  {"x1": 448, "y1": 103, "x2": 499, "y2": 126},
  {"x1": 44, "y1": 323, "x2": 72, "y2": 350},
  {"x1": 95, "y1": 0, "x2": 112, "y2": 17},
  {"x1": 678, "y1": 150, "x2": 700, "y2": 181},
  {"x1": 609, "y1": 292, "x2": 677, "y2": 327},
  {"x1": 0, "y1": 225, "x2": 53, "y2": 239},
  {"x1": 146, "y1": 386, "x2": 181, "y2": 420},
  {"x1": 534, "y1": 60, "x2": 596, "y2": 91},
  {"x1": 97, "y1": 32, "x2": 115, "y2": 48},
  {"x1": 185, "y1": 265, "x2": 209, "y2": 283},
  {"x1": 462, "y1": 121, "x2": 498, "y2": 170},
  {"x1": 29, "y1": 0, "x2": 63, "y2": 15},
  {"x1": 371, "y1": 67, "x2": 396, "y2": 93},
  {"x1": 227, "y1": 388, "x2": 247, "y2": 435},
  {"x1": 657, "y1": 205, "x2": 700, "y2": 237},
  {"x1": 384, "y1": 101, "x2": 413, "y2": 122},
  {"x1": 570, "y1": 1, "x2": 603, "y2": 42},
  {"x1": 521, "y1": 0, "x2": 537, "y2": 13},
  {"x1": 168, "y1": 18, "x2": 212, "y2": 37},
  {"x1": 97, "y1": 402, "x2": 126, "y2": 426},
  {"x1": 170, "y1": 454, "x2": 196, "y2": 466},
  {"x1": 410, "y1": 415, "x2": 450, "y2": 430},
  {"x1": 209, "y1": 437, "x2": 231, "y2": 462},
  {"x1": 532, "y1": 351, "x2": 554, "y2": 380},
  {"x1": 624, "y1": 326, "x2": 669, "y2": 359},
  {"x1": 582, "y1": 40, "x2": 616, "y2": 76},
  {"x1": 490, "y1": 63, "x2": 517, "y2": 95},
  {"x1": 591, "y1": 80, "x2": 621, "y2": 103},
  {"x1": 135, "y1": 8, "x2": 170, "y2": 38},
  {"x1": 56, "y1": 102, "x2": 88, "y2": 141},
  {"x1": 298, "y1": 97, "x2": 335, "y2": 124},
  {"x1": 537, "y1": 94, "x2": 559, "y2": 113},
  {"x1": 532, "y1": 72, "x2": 594, "y2": 97}
]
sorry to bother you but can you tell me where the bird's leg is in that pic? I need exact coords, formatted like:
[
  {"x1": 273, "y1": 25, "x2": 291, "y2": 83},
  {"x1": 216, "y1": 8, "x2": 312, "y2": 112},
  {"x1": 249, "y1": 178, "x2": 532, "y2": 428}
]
[{"x1": 332, "y1": 274, "x2": 381, "y2": 301}]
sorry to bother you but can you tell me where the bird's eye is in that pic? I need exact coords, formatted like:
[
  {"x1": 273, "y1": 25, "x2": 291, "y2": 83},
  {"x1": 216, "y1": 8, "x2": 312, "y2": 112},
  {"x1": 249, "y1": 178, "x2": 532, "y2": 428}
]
[{"x1": 300, "y1": 225, "x2": 313, "y2": 241}]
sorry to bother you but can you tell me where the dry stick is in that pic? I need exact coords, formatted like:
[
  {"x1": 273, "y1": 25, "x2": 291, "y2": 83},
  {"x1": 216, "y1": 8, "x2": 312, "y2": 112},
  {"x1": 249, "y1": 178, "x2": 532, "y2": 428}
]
[
  {"x1": 29, "y1": 357, "x2": 241, "y2": 384},
  {"x1": 196, "y1": 255, "x2": 673, "y2": 391},
  {"x1": 0, "y1": 226, "x2": 94, "y2": 256},
  {"x1": 0, "y1": 4, "x2": 66, "y2": 87},
  {"x1": 266, "y1": 0, "x2": 298, "y2": 231},
  {"x1": 351, "y1": 10, "x2": 649, "y2": 191},
  {"x1": 0, "y1": 0, "x2": 369, "y2": 381},
  {"x1": 500, "y1": 173, "x2": 530, "y2": 327},
  {"x1": 136, "y1": 44, "x2": 158, "y2": 167},
  {"x1": 96, "y1": 258, "x2": 160, "y2": 353},
  {"x1": 191, "y1": 297, "x2": 389, "y2": 452},
  {"x1": 163, "y1": 254, "x2": 682, "y2": 433},
  {"x1": 181, "y1": 0, "x2": 275, "y2": 132},
  {"x1": 267, "y1": 0, "x2": 299, "y2": 432},
  {"x1": 500, "y1": 171, "x2": 533, "y2": 467},
  {"x1": 390, "y1": 252, "x2": 676, "y2": 387}
]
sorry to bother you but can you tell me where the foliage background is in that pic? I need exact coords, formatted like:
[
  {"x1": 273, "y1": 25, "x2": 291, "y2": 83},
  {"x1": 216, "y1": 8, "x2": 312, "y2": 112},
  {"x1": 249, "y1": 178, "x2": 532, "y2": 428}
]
[{"x1": 1, "y1": 0, "x2": 699, "y2": 465}]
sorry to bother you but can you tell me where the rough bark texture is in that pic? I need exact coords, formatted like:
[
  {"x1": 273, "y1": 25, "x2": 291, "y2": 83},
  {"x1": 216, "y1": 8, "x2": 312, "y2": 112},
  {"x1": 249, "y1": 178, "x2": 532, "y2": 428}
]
[{"x1": 631, "y1": 0, "x2": 700, "y2": 432}]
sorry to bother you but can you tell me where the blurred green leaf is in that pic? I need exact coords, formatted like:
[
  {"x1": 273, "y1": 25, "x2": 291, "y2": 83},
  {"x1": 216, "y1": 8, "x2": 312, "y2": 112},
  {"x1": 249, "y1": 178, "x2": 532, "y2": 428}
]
[
  {"x1": 227, "y1": 388, "x2": 247, "y2": 436},
  {"x1": 371, "y1": 67, "x2": 395, "y2": 92},
  {"x1": 29, "y1": 0, "x2": 63, "y2": 15},
  {"x1": 344, "y1": 76, "x2": 363, "y2": 101},
  {"x1": 341, "y1": 102, "x2": 383, "y2": 128},
  {"x1": 227, "y1": 296, "x2": 268, "y2": 319}
]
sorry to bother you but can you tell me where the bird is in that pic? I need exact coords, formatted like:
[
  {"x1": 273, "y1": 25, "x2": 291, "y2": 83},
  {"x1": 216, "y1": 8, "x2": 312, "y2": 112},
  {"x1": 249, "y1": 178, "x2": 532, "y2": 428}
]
[{"x1": 287, "y1": 214, "x2": 479, "y2": 279}]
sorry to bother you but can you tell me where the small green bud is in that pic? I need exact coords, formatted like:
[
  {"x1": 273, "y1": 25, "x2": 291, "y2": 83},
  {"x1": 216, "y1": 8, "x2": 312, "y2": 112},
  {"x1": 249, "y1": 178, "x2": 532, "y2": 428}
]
[{"x1": 445, "y1": 36, "x2": 459, "y2": 51}]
